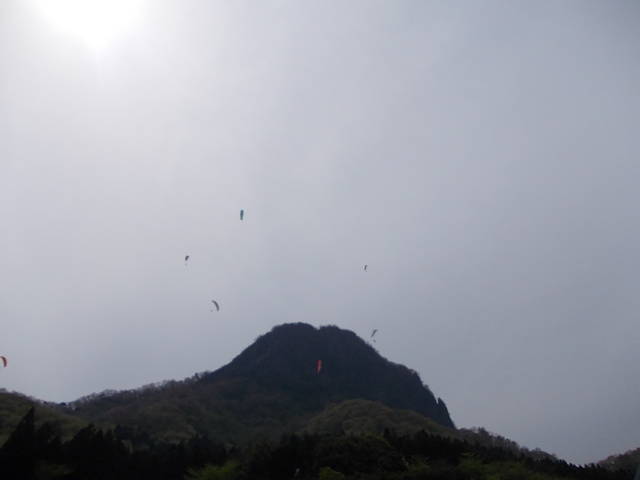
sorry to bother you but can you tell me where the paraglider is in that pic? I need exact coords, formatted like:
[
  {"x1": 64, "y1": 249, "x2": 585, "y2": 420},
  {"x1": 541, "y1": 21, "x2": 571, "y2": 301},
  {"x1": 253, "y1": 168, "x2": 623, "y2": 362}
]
[
  {"x1": 184, "y1": 255, "x2": 190, "y2": 265},
  {"x1": 364, "y1": 264, "x2": 368, "y2": 271},
  {"x1": 316, "y1": 359, "x2": 322, "y2": 374},
  {"x1": 211, "y1": 300, "x2": 220, "y2": 312},
  {"x1": 370, "y1": 329, "x2": 378, "y2": 343},
  {"x1": 0, "y1": 356, "x2": 7, "y2": 368},
  {"x1": 240, "y1": 209, "x2": 244, "y2": 221}
]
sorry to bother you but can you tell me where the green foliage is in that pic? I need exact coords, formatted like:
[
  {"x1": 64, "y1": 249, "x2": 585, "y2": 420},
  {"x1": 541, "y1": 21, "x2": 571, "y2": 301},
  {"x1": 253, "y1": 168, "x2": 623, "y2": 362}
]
[
  {"x1": 0, "y1": 408, "x2": 631, "y2": 480},
  {"x1": 315, "y1": 434, "x2": 406, "y2": 475},
  {"x1": 458, "y1": 427, "x2": 558, "y2": 462},
  {"x1": 318, "y1": 466, "x2": 346, "y2": 480},
  {"x1": 304, "y1": 399, "x2": 453, "y2": 438},
  {"x1": 187, "y1": 461, "x2": 241, "y2": 480},
  {"x1": 403, "y1": 459, "x2": 431, "y2": 479},
  {"x1": 459, "y1": 455, "x2": 567, "y2": 480}
]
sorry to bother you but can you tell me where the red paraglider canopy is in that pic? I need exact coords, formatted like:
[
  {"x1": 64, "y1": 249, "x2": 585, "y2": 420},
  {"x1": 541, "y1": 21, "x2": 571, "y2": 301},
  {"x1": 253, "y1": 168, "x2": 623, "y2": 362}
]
[{"x1": 316, "y1": 359, "x2": 322, "y2": 374}]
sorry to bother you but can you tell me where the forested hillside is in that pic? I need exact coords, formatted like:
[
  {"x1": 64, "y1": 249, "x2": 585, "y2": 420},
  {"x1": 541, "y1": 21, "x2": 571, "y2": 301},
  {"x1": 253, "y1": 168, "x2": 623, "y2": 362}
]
[{"x1": 1, "y1": 406, "x2": 633, "y2": 480}]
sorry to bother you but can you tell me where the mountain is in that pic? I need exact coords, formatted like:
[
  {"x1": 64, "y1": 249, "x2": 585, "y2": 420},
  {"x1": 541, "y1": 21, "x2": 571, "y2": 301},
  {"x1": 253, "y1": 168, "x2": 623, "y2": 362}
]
[
  {"x1": 2, "y1": 322, "x2": 610, "y2": 476},
  {"x1": 59, "y1": 323, "x2": 454, "y2": 442},
  {"x1": 204, "y1": 323, "x2": 453, "y2": 427}
]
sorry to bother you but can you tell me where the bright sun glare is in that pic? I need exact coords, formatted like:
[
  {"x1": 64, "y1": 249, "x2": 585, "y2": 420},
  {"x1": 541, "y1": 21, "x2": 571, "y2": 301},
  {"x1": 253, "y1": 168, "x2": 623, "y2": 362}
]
[{"x1": 35, "y1": 0, "x2": 145, "y2": 51}]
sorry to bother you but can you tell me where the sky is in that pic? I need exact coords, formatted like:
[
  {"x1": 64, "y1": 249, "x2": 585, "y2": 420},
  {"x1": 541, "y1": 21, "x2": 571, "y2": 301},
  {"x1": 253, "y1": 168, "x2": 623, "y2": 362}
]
[{"x1": 1, "y1": 0, "x2": 639, "y2": 465}]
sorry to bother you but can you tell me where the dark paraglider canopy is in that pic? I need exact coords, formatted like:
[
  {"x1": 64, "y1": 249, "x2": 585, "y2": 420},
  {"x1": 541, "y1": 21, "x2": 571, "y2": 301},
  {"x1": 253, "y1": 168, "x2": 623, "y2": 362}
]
[
  {"x1": 240, "y1": 209, "x2": 244, "y2": 220},
  {"x1": 370, "y1": 329, "x2": 378, "y2": 343},
  {"x1": 1, "y1": 356, "x2": 7, "y2": 367},
  {"x1": 185, "y1": 255, "x2": 190, "y2": 263},
  {"x1": 211, "y1": 300, "x2": 220, "y2": 312},
  {"x1": 364, "y1": 264, "x2": 368, "y2": 271}
]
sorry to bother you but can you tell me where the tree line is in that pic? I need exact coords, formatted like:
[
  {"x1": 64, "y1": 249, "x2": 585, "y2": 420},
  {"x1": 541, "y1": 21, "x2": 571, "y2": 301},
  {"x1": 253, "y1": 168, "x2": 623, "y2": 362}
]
[{"x1": 0, "y1": 407, "x2": 633, "y2": 480}]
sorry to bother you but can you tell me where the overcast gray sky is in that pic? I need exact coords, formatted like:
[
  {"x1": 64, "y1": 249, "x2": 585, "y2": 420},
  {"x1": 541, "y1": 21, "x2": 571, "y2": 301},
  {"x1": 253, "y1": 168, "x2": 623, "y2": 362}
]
[{"x1": 2, "y1": 0, "x2": 639, "y2": 465}]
